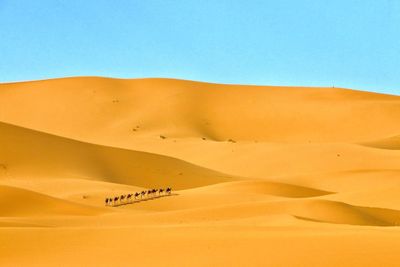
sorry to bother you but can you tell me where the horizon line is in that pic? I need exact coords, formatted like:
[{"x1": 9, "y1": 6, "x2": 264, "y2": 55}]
[{"x1": 0, "y1": 75, "x2": 398, "y2": 97}]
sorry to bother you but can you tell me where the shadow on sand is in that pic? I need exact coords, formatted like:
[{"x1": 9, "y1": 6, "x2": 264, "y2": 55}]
[{"x1": 110, "y1": 193, "x2": 179, "y2": 207}]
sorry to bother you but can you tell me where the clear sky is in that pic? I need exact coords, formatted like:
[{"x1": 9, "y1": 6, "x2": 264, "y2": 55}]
[{"x1": 0, "y1": 0, "x2": 399, "y2": 95}]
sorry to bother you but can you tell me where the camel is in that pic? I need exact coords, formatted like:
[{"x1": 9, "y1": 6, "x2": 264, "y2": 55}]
[
  {"x1": 106, "y1": 188, "x2": 175, "y2": 206},
  {"x1": 114, "y1": 196, "x2": 119, "y2": 205},
  {"x1": 120, "y1": 195, "x2": 126, "y2": 204}
]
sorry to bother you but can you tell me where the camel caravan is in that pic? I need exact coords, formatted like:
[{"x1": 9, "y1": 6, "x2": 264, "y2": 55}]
[{"x1": 105, "y1": 187, "x2": 172, "y2": 207}]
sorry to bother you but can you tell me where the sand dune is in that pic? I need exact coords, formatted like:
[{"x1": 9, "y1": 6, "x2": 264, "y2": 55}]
[
  {"x1": 138, "y1": 198, "x2": 400, "y2": 226},
  {"x1": 361, "y1": 135, "x2": 400, "y2": 150},
  {"x1": 1, "y1": 77, "x2": 399, "y2": 145},
  {"x1": 126, "y1": 141, "x2": 400, "y2": 179},
  {"x1": 0, "y1": 121, "x2": 236, "y2": 189},
  {"x1": 0, "y1": 77, "x2": 399, "y2": 266},
  {"x1": 0, "y1": 185, "x2": 103, "y2": 216},
  {"x1": 183, "y1": 180, "x2": 332, "y2": 197},
  {"x1": 291, "y1": 199, "x2": 400, "y2": 226}
]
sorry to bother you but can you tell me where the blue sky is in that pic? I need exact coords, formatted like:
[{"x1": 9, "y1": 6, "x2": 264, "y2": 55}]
[{"x1": 0, "y1": 0, "x2": 399, "y2": 95}]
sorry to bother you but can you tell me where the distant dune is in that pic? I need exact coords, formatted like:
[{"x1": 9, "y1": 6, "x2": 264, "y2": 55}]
[
  {"x1": 0, "y1": 77, "x2": 399, "y2": 266},
  {"x1": 1, "y1": 77, "x2": 398, "y2": 144}
]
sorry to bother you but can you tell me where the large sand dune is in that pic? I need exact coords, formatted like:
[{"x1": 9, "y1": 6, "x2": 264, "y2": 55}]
[
  {"x1": 0, "y1": 77, "x2": 399, "y2": 266},
  {"x1": 0, "y1": 121, "x2": 235, "y2": 189}
]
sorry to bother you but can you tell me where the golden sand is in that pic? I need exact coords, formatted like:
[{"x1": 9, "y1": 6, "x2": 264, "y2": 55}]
[{"x1": 0, "y1": 77, "x2": 399, "y2": 266}]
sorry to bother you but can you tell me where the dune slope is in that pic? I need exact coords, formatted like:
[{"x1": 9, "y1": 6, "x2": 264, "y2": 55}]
[
  {"x1": 361, "y1": 135, "x2": 400, "y2": 150},
  {"x1": 0, "y1": 185, "x2": 102, "y2": 216},
  {"x1": 0, "y1": 121, "x2": 237, "y2": 189}
]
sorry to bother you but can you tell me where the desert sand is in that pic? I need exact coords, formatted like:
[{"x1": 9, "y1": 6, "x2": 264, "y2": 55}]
[{"x1": 0, "y1": 76, "x2": 399, "y2": 266}]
